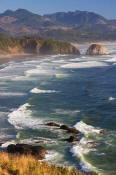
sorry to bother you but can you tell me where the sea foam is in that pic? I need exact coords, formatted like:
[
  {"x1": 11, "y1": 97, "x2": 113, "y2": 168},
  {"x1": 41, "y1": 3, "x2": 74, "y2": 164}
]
[
  {"x1": 61, "y1": 61, "x2": 109, "y2": 69},
  {"x1": 71, "y1": 121, "x2": 102, "y2": 174},
  {"x1": 71, "y1": 137, "x2": 97, "y2": 172},
  {"x1": 0, "y1": 92, "x2": 26, "y2": 96},
  {"x1": 108, "y1": 96, "x2": 116, "y2": 101},
  {"x1": 30, "y1": 88, "x2": 57, "y2": 94},
  {"x1": 74, "y1": 121, "x2": 101, "y2": 135},
  {"x1": 8, "y1": 103, "x2": 43, "y2": 130}
]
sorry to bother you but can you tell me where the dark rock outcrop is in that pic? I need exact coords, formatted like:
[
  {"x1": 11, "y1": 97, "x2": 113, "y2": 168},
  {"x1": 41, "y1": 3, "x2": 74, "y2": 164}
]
[
  {"x1": 0, "y1": 143, "x2": 3, "y2": 146},
  {"x1": 86, "y1": 44, "x2": 109, "y2": 55},
  {"x1": 7, "y1": 144, "x2": 47, "y2": 160},
  {"x1": 65, "y1": 136, "x2": 78, "y2": 143},
  {"x1": 46, "y1": 122, "x2": 60, "y2": 127},
  {"x1": 60, "y1": 125, "x2": 80, "y2": 134}
]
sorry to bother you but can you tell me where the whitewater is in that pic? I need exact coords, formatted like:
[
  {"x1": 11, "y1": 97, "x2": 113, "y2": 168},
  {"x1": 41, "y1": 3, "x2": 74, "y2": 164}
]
[{"x1": 0, "y1": 46, "x2": 116, "y2": 175}]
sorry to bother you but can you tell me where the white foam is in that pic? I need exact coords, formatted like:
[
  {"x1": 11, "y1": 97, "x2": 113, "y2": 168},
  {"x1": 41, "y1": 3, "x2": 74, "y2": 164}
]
[
  {"x1": 0, "y1": 92, "x2": 26, "y2": 96},
  {"x1": 71, "y1": 137, "x2": 96, "y2": 172},
  {"x1": 71, "y1": 137, "x2": 101, "y2": 174},
  {"x1": 45, "y1": 151, "x2": 59, "y2": 161},
  {"x1": 61, "y1": 61, "x2": 109, "y2": 69},
  {"x1": 26, "y1": 69, "x2": 48, "y2": 76},
  {"x1": 71, "y1": 121, "x2": 102, "y2": 174},
  {"x1": 105, "y1": 56, "x2": 116, "y2": 63},
  {"x1": 30, "y1": 88, "x2": 58, "y2": 94},
  {"x1": 53, "y1": 109, "x2": 80, "y2": 115},
  {"x1": 1, "y1": 140, "x2": 16, "y2": 148},
  {"x1": 8, "y1": 103, "x2": 43, "y2": 130},
  {"x1": 108, "y1": 96, "x2": 116, "y2": 101},
  {"x1": 55, "y1": 74, "x2": 69, "y2": 78},
  {"x1": 18, "y1": 136, "x2": 57, "y2": 145},
  {"x1": 74, "y1": 121, "x2": 101, "y2": 135},
  {"x1": 51, "y1": 54, "x2": 67, "y2": 58}
]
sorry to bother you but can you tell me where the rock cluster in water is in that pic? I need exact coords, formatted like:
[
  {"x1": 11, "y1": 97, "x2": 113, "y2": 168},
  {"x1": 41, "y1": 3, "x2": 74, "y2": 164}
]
[
  {"x1": 46, "y1": 122, "x2": 80, "y2": 143},
  {"x1": 86, "y1": 44, "x2": 109, "y2": 55},
  {"x1": 7, "y1": 144, "x2": 47, "y2": 160},
  {"x1": 65, "y1": 136, "x2": 78, "y2": 143}
]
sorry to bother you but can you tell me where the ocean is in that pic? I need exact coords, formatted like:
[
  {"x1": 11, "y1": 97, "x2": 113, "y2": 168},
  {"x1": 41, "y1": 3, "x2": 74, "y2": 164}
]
[{"x1": 0, "y1": 44, "x2": 116, "y2": 175}]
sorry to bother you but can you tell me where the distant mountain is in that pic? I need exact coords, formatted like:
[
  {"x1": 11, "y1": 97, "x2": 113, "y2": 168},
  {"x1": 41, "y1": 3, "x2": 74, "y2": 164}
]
[
  {"x1": 0, "y1": 9, "x2": 55, "y2": 35},
  {"x1": 44, "y1": 11, "x2": 108, "y2": 26},
  {"x1": 0, "y1": 9, "x2": 116, "y2": 42}
]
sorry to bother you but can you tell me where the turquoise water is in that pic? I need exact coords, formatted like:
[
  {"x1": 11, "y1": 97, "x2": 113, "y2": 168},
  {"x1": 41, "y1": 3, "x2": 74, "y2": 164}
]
[{"x1": 0, "y1": 45, "x2": 116, "y2": 174}]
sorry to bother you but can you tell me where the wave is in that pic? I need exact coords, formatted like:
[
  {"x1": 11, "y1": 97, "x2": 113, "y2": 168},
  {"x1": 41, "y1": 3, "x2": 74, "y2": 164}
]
[
  {"x1": 55, "y1": 73, "x2": 69, "y2": 78},
  {"x1": 105, "y1": 56, "x2": 116, "y2": 63},
  {"x1": 0, "y1": 92, "x2": 26, "y2": 96},
  {"x1": 71, "y1": 137, "x2": 98, "y2": 173},
  {"x1": 74, "y1": 121, "x2": 101, "y2": 135},
  {"x1": 1, "y1": 140, "x2": 16, "y2": 148},
  {"x1": 8, "y1": 103, "x2": 43, "y2": 130},
  {"x1": 53, "y1": 109, "x2": 80, "y2": 115},
  {"x1": 71, "y1": 121, "x2": 102, "y2": 174},
  {"x1": 61, "y1": 61, "x2": 109, "y2": 69},
  {"x1": 108, "y1": 96, "x2": 116, "y2": 101},
  {"x1": 51, "y1": 54, "x2": 67, "y2": 58},
  {"x1": 30, "y1": 88, "x2": 58, "y2": 94},
  {"x1": 26, "y1": 68, "x2": 48, "y2": 76},
  {"x1": 45, "y1": 151, "x2": 59, "y2": 161}
]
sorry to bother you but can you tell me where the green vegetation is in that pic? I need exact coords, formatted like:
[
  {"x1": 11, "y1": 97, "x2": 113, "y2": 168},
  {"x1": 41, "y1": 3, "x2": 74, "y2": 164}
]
[
  {"x1": 40, "y1": 39, "x2": 79, "y2": 54},
  {"x1": 0, "y1": 153, "x2": 91, "y2": 175},
  {"x1": 42, "y1": 29, "x2": 116, "y2": 43},
  {"x1": 0, "y1": 33, "x2": 79, "y2": 55}
]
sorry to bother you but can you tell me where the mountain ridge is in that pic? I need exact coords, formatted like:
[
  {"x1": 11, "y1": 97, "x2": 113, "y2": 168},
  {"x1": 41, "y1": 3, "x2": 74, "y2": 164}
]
[{"x1": 0, "y1": 9, "x2": 116, "y2": 42}]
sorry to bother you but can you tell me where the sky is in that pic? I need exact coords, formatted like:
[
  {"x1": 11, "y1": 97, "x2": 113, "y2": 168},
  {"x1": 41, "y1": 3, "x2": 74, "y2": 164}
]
[{"x1": 0, "y1": 0, "x2": 116, "y2": 19}]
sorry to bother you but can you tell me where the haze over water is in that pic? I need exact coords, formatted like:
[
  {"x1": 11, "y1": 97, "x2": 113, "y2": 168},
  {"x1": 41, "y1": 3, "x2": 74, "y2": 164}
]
[{"x1": 0, "y1": 44, "x2": 116, "y2": 175}]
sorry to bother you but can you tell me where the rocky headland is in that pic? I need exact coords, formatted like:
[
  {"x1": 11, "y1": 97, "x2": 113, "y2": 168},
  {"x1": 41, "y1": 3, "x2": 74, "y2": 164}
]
[{"x1": 0, "y1": 33, "x2": 80, "y2": 56}]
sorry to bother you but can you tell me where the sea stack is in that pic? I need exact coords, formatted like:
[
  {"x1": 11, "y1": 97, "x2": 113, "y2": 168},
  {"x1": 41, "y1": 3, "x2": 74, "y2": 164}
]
[{"x1": 86, "y1": 44, "x2": 109, "y2": 55}]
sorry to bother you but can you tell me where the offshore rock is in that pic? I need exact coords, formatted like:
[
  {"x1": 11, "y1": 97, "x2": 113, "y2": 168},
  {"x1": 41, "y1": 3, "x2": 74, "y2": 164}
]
[
  {"x1": 86, "y1": 44, "x2": 109, "y2": 55},
  {"x1": 65, "y1": 136, "x2": 78, "y2": 143},
  {"x1": 60, "y1": 125, "x2": 80, "y2": 134},
  {"x1": 46, "y1": 122, "x2": 60, "y2": 127}
]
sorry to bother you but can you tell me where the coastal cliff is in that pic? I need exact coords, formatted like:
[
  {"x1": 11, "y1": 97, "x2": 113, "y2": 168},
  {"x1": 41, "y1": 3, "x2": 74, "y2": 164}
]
[{"x1": 0, "y1": 33, "x2": 80, "y2": 55}]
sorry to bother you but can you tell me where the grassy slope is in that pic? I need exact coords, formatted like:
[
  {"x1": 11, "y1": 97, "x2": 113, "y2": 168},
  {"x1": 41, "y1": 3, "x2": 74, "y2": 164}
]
[{"x1": 0, "y1": 153, "x2": 91, "y2": 175}]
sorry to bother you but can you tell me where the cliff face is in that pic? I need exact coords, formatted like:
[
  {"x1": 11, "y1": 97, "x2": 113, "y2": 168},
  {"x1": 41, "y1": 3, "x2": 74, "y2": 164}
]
[
  {"x1": 0, "y1": 34, "x2": 80, "y2": 55},
  {"x1": 86, "y1": 44, "x2": 109, "y2": 55}
]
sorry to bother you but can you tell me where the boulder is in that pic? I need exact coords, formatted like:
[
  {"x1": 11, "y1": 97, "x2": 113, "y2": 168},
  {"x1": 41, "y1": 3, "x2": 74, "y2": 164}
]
[
  {"x1": 86, "y1": 44, "x2": 109, "y2": 55},
  {"x1": 60, "y1": 125, "x2": 80, "y2": 134},
  {"x1": 0, "y1": 143, "x2": 3, "y2": 146},
  {"x1": 46, "y1": 122, "x2": 60, "y2": 127},
  {"x1": 100, "y1": 129, "x2": 105, "y2": 134},
  {"x1": 65, "y1": 136, "x2": 78, "y2": 143},
  {"x1": 7, "y1": 144, "x2": 47, "y2": 160}
]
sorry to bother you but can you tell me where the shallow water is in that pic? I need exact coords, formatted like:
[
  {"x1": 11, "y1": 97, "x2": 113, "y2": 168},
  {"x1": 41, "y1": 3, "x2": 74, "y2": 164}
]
[{"x1": 0, "y1": 47, "x2": 116, "y2": 175}]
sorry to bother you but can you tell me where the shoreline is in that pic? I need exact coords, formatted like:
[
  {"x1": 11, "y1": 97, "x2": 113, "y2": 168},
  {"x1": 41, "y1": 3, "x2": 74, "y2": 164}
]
[
  {"x1": 0, "y1": 40, "x2": 116, "y2": 65},
  {"x1": 0, "y1": 53, "x2": 36, "y2": 65}
]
